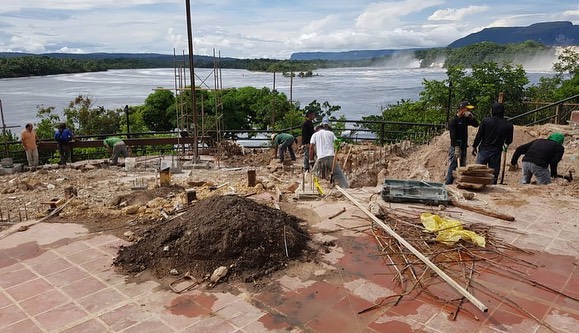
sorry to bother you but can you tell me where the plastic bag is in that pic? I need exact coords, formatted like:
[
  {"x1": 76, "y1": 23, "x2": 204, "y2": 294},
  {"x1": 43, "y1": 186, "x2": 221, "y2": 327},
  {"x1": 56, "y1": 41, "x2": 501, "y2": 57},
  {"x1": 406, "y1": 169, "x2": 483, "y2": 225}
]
[{"x1": 420, "y1": 213, "x2": 485, "y2": 247}]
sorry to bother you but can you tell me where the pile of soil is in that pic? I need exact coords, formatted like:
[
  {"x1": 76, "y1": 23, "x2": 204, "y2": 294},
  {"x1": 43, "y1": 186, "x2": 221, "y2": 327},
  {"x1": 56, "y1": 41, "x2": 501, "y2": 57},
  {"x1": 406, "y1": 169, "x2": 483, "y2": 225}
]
[{"x1": 114, "y1": 195, "x2": 311, "y2": 282}]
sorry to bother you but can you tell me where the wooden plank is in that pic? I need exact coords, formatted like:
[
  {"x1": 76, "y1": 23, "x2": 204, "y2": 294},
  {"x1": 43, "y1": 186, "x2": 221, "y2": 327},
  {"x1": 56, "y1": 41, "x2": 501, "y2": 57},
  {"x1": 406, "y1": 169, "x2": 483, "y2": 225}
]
[
  {"x1": 456, "y1": 182, "x2": 486, "y2": 190},
  {"x1": 450, "y1": 197, "x2": 515, "y2": 221},
  {"x1": 335, "y1": 186, "x2": 489, "y2": 313},
  {"x1": 456, "y1": 176, "x2": 493, "y2": 185}
]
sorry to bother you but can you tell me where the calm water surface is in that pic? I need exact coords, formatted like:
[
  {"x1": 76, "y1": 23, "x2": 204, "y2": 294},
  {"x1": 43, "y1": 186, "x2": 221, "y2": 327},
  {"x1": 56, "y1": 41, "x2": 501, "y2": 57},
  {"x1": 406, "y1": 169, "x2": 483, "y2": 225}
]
[{"x1": 0, "y1": 67, "x2": 551, "y2": 129}]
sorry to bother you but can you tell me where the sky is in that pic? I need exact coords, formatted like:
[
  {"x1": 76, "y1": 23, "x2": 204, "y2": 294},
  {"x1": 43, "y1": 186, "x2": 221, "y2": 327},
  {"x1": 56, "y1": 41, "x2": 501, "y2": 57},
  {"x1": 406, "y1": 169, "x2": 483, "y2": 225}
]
[{"x1": 0, "y1": 1, "x2": 578, "y2": 59}]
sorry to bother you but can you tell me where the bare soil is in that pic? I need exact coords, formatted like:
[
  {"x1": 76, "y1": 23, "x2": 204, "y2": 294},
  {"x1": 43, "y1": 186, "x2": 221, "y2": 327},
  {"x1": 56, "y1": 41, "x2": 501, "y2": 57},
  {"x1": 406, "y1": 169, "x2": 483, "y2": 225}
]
[{"x1": 113, "y1": 195, "x2": 312, "y2": 282}]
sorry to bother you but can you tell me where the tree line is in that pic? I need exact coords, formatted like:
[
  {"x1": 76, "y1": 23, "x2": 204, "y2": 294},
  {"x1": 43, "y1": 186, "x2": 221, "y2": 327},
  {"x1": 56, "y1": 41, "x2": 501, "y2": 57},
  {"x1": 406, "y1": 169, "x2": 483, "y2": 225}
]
[{"x1": 0, "y1": 41, "x2": 559, "y2": 79}]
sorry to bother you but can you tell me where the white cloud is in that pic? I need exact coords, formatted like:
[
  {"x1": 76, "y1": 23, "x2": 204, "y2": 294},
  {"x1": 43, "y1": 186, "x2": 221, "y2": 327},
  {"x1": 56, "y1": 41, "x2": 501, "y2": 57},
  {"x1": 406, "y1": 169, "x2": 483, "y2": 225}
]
[
  {"x1": 356, "y1": 0, "x2": 443, "y2": 31},
  {"x1": 428, "y1": 5, "x2": 489, "y2": 21}
]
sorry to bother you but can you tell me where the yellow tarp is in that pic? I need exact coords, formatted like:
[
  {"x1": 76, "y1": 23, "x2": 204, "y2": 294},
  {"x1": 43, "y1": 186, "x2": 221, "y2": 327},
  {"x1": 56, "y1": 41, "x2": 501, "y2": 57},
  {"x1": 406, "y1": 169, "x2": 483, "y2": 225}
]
[{"x1": 420, "y1": 213, "x2": 485, "y2": 247}]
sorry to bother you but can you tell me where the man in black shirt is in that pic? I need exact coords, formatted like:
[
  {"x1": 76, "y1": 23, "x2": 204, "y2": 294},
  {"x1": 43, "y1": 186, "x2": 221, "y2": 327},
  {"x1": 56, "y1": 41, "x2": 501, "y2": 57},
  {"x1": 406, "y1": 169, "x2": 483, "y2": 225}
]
[
  {"x1": 445, "y1": 100, "x2": 479, "y2": 184},
  {"x1": 510, "y1": 133, "x2": 565, "y2": 185},
  {"x1": 301, "y1": 110, "x2": 315, "y2": 171},
  {"x1": 472, "y1": 102, "x2": 514, "y2": 184}
]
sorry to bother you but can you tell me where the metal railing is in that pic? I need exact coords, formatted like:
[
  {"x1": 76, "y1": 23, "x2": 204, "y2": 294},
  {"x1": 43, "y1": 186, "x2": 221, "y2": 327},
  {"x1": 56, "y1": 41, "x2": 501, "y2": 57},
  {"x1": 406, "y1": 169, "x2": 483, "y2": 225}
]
[{"x1": 509, "y1": 93, "x2": 579, "y2": 126}]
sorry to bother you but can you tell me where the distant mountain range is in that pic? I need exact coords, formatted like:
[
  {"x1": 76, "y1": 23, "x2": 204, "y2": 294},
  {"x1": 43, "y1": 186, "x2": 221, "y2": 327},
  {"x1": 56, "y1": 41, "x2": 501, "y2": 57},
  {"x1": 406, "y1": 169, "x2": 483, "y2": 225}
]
[
  {"x1": 291, "y1": 21, "x2": 579, "y2": 61},
  {"x1": 448, "y1": 21, "x2": 579, "y2": 48}
]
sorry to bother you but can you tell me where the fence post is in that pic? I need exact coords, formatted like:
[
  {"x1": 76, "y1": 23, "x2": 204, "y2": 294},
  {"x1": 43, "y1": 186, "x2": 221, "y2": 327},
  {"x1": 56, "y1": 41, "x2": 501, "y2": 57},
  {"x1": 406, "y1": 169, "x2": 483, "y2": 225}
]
[
  {"x1": 555, "y1": 104, "x2": 561, "y2": 124},
  {"x1": 380, "y1": 123, "x2": 385, "y2": 146}
]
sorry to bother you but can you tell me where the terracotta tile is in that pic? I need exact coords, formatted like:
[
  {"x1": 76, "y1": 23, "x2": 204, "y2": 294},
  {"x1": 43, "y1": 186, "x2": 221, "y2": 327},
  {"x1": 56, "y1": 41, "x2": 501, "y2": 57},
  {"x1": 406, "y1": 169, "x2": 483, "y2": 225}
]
[
  {"x1": 1, "y1": 319, "x2": 42, "y2": 333},
  {"x1": 0, "y1": 267, "x2": 37, "y2": 289},
  {"x1": 544, "y1": 309, "x2": 579, "y2": 333},
  {"x1": 60, "y1": 318, "x2": 108, "y2": 333},
  {"x1": 254, "y1": 313, "x2": 292, "y2": 331},
  {"x1": 122, "y1": 319, "x2": 175, "y2": 333},
  {"x1": 98, "y1": 239, "x2": 131, "y2": 255},
  {"x1": 3, "y1": 241, "x2": 43, "y2": 261},
  {"x1": 193, "y1": 292, "x2": 218, "y2": 310},
  {"x1": 116, "y1": 279, "x2": 160, "y2": 298},
  {"x1": 54, "y1": 241, "x2": 91, "y2": 256},
  {"x1": 215, "y1": 300, "x2": 263, "y2": 327},
  {"x1": 331, "y1": 294, "x2": 375, "y2": 319},
  {"x1": 0, "y1": 262, "x2": 25, "y2": 276},
  {"x1": 180, "y1": 316, "x2": 237, "y2": 333},
  {"x1": 61, "y1": 276, "x2": 107, "y2": 299},
  {"x1": 532, "y1": 253, "x2": 577, "y2": 277},
  {"x1": 562, "y1": 276, "x2": 579, "y2": 300},
  {"x1": 99, "y1": 303, "x2": 154, "y2": 331},
  {"x1": 80, "y1": 256, "x2": 113, "y2": 273},
  {"x1": 275, "y1": 281, "x2": 346, "y2": 325},
  {"x1": 167, "y1": 294, "x2": 212, "y2": 318},
  {"x1": 66, "y1": 248, "x2": 110, "y2": 265},
  {"x1": 34, "y1": 302, "x2": 88, "y2": 332},
  {"x1": 0, "y1": 304, "x2": 27, "y2": 329},
  {"x1": 0, "y1": 254, "x2": 18, "y2": 270},
  {"x1": 499, "y1": 293, "x2": 552, "y2": 321},
  {"x1": 19, "y1": 288, "x2": 69, "y2": 316},
  {"x1": 84, "y1": 234, "x2": 120, "y2": 247},
  {"x1": 30, "y1": 257, "x2": 73, "y2": 276},
  {"x1": 0, "y1": 291, "x2": 13, "y2": 308},
  {"x1": 369, "y1": 319, "x2": 423, "y2": 332},
  {"x1": 45, "y1": 265, "x2": 89, "y2": 287},
  {"x1": 423, "y1": 310, "x2": 482, "y2": 333},
  {"x1": 22, "y1": 249, "x2": 59, "y2": 267},
  {"x1": 307, "y1": 306, "x2": 367, "y2": 333},
  {"x1": 484, "y1": 308, "x2": 528, "y2": 331},
  {"x1": 511, "y1": 277, "x2": 562, "y2": 304},
  {"x1": 76, "y1": 287, "x2": 128, "y2": 313},
  {"x1": 5, "y1": 278, "x2": 52, "y2": 301}
]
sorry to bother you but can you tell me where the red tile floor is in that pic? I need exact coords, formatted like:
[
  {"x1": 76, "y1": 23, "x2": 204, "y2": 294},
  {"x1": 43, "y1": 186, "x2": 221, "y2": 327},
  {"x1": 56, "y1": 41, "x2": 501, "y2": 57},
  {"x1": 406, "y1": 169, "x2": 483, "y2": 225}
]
[{"x1": 0, "y1": 187, "x2": 577, "y2": 332}]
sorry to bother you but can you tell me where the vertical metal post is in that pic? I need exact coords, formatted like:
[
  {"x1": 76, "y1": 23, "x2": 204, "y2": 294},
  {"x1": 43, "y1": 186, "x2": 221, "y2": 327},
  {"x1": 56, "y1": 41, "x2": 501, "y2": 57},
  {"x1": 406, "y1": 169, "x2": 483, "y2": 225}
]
[
  {"x1": 124, "y1": 105, "x2": 130, "y2": 138},
  {"x1": 446, "y1": 81, "x2": 453, "y2": 125},
  {"x1": 380, "y1": 123, "x2": 385, "y2": 146},
  {"x1": 185, "y1": 0, "x2": 199, "y2": 162},
  {"x1": 0, "y1": 100, "x2": 9, "y2": 158}
]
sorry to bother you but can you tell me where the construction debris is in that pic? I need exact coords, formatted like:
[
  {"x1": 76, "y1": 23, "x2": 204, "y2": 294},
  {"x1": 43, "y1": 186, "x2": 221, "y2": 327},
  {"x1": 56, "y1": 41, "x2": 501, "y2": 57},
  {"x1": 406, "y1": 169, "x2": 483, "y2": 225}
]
[{"x1": 453, "y1": 164, "x2": 495, "y2": 190}]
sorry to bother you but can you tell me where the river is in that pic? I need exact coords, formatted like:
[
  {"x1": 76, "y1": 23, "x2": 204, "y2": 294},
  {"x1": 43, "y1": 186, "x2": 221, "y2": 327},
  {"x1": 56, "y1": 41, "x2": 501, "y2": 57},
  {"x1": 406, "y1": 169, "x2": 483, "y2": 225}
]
[{"x1": 0, "y1": 66, "x2": 553, "y2": 129}]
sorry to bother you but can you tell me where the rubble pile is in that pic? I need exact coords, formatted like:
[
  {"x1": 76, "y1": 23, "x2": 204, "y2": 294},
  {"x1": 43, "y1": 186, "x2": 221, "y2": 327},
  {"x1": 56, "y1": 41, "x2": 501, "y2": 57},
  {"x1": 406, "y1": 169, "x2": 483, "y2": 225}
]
[{"x1": 114, "y1": 195, "x2": 311, "y2": 282}]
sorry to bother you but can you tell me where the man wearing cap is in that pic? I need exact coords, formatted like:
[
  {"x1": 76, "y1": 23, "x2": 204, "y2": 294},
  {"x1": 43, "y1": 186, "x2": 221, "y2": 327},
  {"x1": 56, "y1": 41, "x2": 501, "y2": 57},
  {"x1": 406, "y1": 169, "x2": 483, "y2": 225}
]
[
  {"x1": 309, "y1": 118, "x2": 349, "y2": 188},
  {"x1": 510, "y1": 133, "x2": 565, "y2": 185},
  {"x1": 472, "y1": 102, "x2": 514, "y2": 184},
  {"x1": 445, "y1": 100, "x2": 479, "y2": 184},
  {"x1": 301, "y1": 110, "x2": 315, "y2": 171},
  {"x1": 271, "y1": 132, "x2": 296, "y2": 163}
]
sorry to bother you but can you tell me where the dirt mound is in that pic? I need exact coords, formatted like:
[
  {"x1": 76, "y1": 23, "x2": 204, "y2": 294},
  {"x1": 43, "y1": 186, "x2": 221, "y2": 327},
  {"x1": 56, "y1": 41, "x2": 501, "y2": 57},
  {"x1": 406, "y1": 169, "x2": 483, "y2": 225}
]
[{"x1": 114, "y1": 195, "x2": 310, "y2": 282}]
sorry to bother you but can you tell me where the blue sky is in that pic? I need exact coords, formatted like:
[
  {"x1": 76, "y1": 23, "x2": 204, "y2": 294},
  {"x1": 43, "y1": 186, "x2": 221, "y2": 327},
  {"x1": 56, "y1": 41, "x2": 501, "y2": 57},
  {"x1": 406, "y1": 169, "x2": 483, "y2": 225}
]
[{"x1": 0, "y1": 0, "x2": 578, "y2": 58}]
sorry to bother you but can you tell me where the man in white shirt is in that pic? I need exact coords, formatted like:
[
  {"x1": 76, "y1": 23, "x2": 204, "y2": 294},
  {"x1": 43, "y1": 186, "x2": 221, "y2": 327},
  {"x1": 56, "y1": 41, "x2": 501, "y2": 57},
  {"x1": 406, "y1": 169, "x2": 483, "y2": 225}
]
[{"x1": 309, "y1": 118, "x2": 349, "y2": 188}]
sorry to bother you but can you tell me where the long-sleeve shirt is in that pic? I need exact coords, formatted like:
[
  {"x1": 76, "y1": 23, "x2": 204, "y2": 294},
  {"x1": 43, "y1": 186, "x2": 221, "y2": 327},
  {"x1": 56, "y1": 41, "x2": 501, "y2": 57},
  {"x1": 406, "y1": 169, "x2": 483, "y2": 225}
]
[
  {"x1": 448, "y1": 114, "x2": 478, "y2": 149},
  {"x1": 301, "y1": 120, "x2": 314, "y2": 145},
  {"x1": 511, "y1": 139, "x2": 565, "y2": 177},
  {"x1": 273, "y1": 133, "x2": 294, "y2": 147},
  {"x1": 472, "y1": 115, "x2": 513, "y2": 153}
]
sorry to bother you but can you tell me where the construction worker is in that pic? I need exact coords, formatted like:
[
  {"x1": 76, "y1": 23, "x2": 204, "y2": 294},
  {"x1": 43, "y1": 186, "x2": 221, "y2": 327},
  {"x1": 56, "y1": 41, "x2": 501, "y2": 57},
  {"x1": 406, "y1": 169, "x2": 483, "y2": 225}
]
[
  {"x1": 301, "y1": 110, "x2": 315, "y2": 171},
  {"x1": 510, "y1": 133, "x2": 565, "y2": 185},
  {"x1": 54, "y1": 123, "x2": 74, "y2": 167},
  {"x1": 21, "y1": 123, "x2": 40, "y2": 170},
  {"x1": 445, "y1": 100, "x2": 479, "y2": 185},
  {"x1": 309, "y1": 118, "x2": 349, "y2": 188},
  {"x1": 103, "y1": 137, "x2": 129, "y2": 166},
  {"x1": 472, "y1": 102, "x2": 514, "y2": 184},
  {"x1": 271, "y1": 132, "x2": 296, "y2": 163}
]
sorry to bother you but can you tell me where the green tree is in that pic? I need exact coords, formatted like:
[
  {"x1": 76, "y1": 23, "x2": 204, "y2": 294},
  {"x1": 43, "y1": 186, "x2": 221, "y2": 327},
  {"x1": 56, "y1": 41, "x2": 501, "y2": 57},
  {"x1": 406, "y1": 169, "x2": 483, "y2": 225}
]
[
  {"x1": 63, "y1": 95, "x2": 121, "y2": 135},
  {"x1": 142, "y1": 90, "x2": 176, "y2": 131}
]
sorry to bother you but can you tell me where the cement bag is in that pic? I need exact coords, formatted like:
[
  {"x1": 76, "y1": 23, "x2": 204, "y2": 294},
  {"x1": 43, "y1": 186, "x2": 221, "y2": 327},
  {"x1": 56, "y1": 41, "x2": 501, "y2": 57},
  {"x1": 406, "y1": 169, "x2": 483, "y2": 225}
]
[{"x1": 420, "y1": 213, "x2": 485, "y2": 247}]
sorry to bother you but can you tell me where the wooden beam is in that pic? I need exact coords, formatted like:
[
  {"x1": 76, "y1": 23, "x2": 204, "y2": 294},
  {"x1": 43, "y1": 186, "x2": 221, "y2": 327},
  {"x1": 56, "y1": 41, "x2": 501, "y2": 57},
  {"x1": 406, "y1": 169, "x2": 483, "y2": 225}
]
[
  {"x1": 450, "y1": 197, "x2": 515, "y2": 222},
  {"x1": 335, "y1": 186, "x2": 489, "y2": 313}
]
